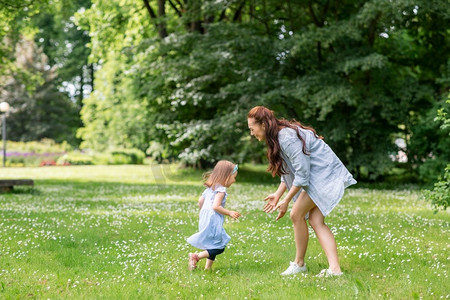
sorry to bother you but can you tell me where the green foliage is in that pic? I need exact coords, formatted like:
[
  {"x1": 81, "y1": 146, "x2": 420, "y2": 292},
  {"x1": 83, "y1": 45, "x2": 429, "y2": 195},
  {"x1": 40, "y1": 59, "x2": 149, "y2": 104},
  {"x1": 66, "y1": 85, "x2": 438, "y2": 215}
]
[
  {"x1": 32, "y1": 0, "x2": 92, "y2": 105},
  {"x1": 435, "y1": 98, "x2": 450, "y2": 132},
  {"x1": 56, "y1": 148, "x2": 145, "y2": 165},
  {"x1": 146, "y1": 141, "x2": 169, "y2": 163},
  {"x1": 109, "y1": 148, "x2": 145, "y2": 165},
  {"x1": 4, "y1": 139, "x2": 145, "y2": 166},
  {"x1": 3, "y1": 0, "x2": 449, "y2": 182},
  {"x1": 0, "y1": 0, "x2": 48, "y2": 78},
  {"x1": 423, "y1": 95, "x2": 450, "y2": 212},
  {"x1": 89, "y1": 152, "x2": 112, "y2": 165},
  {"x1": 3, "y1": 139, "x2": 71, "y2": 167},
  {"x1": 75, "y1": 0, "x2": 449, "y2": 181},
  {"x1": 418, "y1": 159, "x2": 448, "y2": 183},
  {"x1": 56, "y1": 151, "x2": 94, "y2": 165},
  {"x1": 409, "y1": 95, "x2": 450, "y2": 182},
  {"x1": 423, "y1": 165, "x2": 450, "y2": 213},
  {"x1": 6, "y1": 155, "x2": 47, "y2": 168},
  {"x1": 0, "y1": 37, "x2": 81, "y2": 145},
  {"x1": 6, "y1": 139, "x2": 72, "y2": 153},
  {"x1": 1, "y1": 0, "x2": 89, "y2": 146}
]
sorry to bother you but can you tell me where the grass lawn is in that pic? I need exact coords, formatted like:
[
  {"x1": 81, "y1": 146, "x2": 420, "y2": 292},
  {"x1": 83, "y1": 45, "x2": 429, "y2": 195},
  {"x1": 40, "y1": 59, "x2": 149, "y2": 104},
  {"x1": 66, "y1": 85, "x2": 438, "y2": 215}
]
[{"x1": 0, "y1": 165, "x2": 448, "y2": 299}]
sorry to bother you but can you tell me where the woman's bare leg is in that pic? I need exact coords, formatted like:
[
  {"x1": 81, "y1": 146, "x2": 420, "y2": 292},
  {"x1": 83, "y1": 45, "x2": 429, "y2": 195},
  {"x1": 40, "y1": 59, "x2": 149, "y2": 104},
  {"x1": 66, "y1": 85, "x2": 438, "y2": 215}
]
[
  {"x1": 290, "y1": 191, "x2": 316, "y2": 266},
  {"x1": 309, "y1": 206, "x2": 341, "y2": 273}
]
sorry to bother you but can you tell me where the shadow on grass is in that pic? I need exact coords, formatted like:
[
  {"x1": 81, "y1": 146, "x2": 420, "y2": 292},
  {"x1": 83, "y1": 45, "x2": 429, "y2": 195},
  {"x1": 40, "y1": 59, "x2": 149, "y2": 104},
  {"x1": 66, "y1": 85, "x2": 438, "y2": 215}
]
[
  {"x1": 1, "y1": 187, "x2": 41, "y2": 195},
  {"x1": 354, "y1": 181, "x2": 423, "y2": 191},
  {"x1": 26, "y1": 179, "x2": 203, "y2": 192}
]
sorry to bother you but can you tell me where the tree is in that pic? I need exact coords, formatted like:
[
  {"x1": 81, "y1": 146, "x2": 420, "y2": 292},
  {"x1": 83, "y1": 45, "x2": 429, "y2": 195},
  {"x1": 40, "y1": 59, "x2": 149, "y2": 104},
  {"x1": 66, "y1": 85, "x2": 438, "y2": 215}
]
[
  {"x1": 0, "y1": 37, "x2": 80, "y2": 144},
  {"x1": 32, "y1": 0, "x2": 93, "y2": 107},
  {"x1": 423, "y1": 95, "x2": 450, "y2": 212},
  {"x1": 1, "y1": 0, "x2": 49, "y2": 102},
  {"x1": 77, "y1": 0, "x2": 449, "y2": 180}
]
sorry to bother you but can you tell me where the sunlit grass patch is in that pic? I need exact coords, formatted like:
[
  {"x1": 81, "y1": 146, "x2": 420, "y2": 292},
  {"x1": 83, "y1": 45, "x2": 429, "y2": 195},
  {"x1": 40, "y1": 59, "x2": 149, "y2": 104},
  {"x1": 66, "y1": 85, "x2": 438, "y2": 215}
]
[{"x1": 0, "y1": 165, "x2": 448, "y2": 299}]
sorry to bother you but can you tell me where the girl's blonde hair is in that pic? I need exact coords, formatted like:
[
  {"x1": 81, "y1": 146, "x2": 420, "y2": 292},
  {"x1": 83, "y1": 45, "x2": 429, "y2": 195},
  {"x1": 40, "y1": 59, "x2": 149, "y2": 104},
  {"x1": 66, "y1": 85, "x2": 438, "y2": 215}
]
[{"x1": 204, "y1": 160, "x2": 236, "y2": 190}]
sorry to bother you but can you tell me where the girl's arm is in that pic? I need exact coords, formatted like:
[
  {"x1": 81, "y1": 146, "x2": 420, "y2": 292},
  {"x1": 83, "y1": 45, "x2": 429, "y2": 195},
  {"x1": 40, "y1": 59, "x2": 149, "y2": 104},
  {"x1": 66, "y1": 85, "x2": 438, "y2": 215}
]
[
  {"x1": 198, "y1": 196, "x2": 205, "y2": 209},
  {"x1": 212, "y1": 192, "x2": 241, "y2": 220}
]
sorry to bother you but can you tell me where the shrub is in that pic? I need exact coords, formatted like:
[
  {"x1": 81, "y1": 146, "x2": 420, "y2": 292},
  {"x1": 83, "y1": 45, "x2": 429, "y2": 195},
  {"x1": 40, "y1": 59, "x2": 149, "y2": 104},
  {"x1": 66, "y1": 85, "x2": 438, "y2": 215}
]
[
  {"x1": 2, "y1": 139, "x2": 70, "y2": 167},
  {"x1": 91, "y1": 153, "x2": 113, "y2": 165},
  {"x1": 423, "y1": 165, "x2": 450, "y2": 213},
  {"x1": 5, "y1": 139, "x2": 72, "y2": 153},
  {"x1": 109, "y1": 149, "x2": 145, "y2": 165},
  {"x1": 3, "y1": 142, "x2": 146, "y2": 166},
  {"x1": 418, "y1": 159, "x2": 448, "y2": 183},
  {"x1": 57, "y1": 149, "x2": 145, "y2": 165},
  {"x1": 146, "y1": 141, "x2": 168, "y2": 163},
  {"x1": 423, "y1": 97, "x2": 450, "y2": 212},
  {"x1": 56, "y1": 152, "x2": 93, "y2": 165}
]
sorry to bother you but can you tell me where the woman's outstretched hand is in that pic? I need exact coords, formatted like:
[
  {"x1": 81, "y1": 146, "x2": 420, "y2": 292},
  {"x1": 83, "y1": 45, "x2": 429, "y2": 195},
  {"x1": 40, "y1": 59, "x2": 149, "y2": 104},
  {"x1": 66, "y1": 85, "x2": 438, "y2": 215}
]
[
  {"x1": 263, "y1": 193, "x2": 280, "y2": 213},
  {"x1": 274, "y1": 200, "x2": 289, "y2": 221}
]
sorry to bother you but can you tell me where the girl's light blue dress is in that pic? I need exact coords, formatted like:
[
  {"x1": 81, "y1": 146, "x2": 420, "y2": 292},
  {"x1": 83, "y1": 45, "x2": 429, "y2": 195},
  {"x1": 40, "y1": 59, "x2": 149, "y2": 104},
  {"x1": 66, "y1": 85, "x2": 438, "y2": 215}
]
[
  {"x1": 279, "y1": 127, "x2": 357, "y2": 216},
  {"x1": 187, "y1": 185, "x2": 231, "y2": 250}
]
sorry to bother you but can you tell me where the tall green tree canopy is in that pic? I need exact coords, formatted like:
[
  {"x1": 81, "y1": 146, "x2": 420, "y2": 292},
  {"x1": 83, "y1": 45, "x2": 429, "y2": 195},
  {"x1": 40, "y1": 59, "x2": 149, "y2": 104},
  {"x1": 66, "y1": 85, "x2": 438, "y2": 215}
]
[
  {"x1": 77, "y1": 0, "x2": 449, "y2": 180},
  {"x1": 1, "y1": 38, "x2": 80, "y2": 143},
  {"x1": 2, "y1": 0, "x2": 448, "y2": 180},
  {"x1": 1, "y1": 0, "x2": 91, "y2": 144}
]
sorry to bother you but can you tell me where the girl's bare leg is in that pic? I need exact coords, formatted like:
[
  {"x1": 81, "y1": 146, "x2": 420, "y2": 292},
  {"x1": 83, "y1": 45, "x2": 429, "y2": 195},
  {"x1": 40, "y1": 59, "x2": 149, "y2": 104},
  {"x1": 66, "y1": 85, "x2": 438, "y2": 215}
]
[
  {"x1": 189, "y1": 250, "x2": 209, "y2": 270},
  {"x1": 197, "y1": 251, "x2": 215, "y2": 270},
  {"x1": 198, "y1": 251, "x2": 209, "y2": 260},
  {"x1": 205, "y1": 259, "x2": 214, "y2": 270}
]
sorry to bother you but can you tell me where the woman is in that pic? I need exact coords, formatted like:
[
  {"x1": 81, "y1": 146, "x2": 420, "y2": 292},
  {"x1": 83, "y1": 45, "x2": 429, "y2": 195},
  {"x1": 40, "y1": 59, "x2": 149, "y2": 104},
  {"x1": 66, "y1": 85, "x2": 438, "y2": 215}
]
[{"x1": 247, "y1": 106, "x2": 356, "y2": 276}]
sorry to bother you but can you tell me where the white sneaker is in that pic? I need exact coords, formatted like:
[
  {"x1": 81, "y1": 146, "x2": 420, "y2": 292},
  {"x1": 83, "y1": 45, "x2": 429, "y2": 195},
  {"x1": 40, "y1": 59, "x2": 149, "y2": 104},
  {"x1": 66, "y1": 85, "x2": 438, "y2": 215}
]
[
  {"x1": 316, "y1": 268, "x2": 343, "y2": 277},
  {"x1": 281, "y1": 262, "x2": 307, "y2": 276}
]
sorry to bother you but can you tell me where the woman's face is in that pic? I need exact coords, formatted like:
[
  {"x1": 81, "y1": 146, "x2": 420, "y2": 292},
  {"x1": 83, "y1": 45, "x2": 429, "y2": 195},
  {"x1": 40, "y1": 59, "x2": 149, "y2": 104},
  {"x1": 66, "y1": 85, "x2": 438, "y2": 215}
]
[{"x1": 248, "y1": 118, "x2": 266, "y2": 141}]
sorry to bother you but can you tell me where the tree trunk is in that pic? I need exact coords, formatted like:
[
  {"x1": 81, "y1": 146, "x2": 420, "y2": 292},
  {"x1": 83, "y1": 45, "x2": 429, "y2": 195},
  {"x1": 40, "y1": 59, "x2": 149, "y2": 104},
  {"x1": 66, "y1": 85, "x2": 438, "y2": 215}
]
[
  {"x1": 286, "y1": 0, "x2": 294, "y2": 32},
  {"x1": 187, "y1": 0, "x2": 203, "y2": 33},
  {"x1": 368, "y1": 12, "x2": 382, "y2": 46},
  {"x1": 157, "y1": 0, "x2": 168, "y2": 38},
  {"x1": 249, "y1": 0, "x2": 254, "y2": 22},
  {"x1": 233, "y1": 0, "x2": 246, "y2": 22},
  {"x1": 143, "y1": 0, "x2": 168, "y2": 38},
  {"x1": 90, "y1": 63, "x2": 94, "y2": 98},
  {"x1": 79, "y1": 65, "x2": 84, "y2": 107},
  {"x1": 317, "y1": 41, "x2": 322, "y2": 69}
]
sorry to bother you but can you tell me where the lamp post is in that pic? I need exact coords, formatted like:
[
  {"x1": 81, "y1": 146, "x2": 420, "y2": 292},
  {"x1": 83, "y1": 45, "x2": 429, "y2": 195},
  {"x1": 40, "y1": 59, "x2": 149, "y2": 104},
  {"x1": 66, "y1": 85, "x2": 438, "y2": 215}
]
[{"x1": 0, "y1": 102, "x2": 10, "y2": 167}]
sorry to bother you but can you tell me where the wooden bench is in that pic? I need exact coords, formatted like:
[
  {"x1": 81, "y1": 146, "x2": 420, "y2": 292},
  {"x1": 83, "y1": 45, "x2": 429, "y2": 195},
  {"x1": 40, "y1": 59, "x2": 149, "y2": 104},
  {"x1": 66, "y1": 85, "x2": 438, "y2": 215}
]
[{"x1": 0, "y1": 179, "x2": 34, "y2": 192}]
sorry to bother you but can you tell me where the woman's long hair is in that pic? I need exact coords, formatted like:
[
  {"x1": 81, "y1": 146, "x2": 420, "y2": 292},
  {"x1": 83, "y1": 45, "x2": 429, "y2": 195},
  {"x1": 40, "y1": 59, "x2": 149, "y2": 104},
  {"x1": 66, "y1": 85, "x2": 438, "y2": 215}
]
[{"x1": 247, "y1": 106, "x2": 322, "y2": 177}]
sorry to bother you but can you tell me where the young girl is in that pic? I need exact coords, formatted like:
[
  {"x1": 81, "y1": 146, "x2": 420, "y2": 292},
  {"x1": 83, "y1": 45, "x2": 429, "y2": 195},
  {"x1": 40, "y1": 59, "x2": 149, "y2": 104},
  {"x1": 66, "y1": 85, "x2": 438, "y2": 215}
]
[{"x1": 187, "y1": 160, "x2": 241, "y2": 271}]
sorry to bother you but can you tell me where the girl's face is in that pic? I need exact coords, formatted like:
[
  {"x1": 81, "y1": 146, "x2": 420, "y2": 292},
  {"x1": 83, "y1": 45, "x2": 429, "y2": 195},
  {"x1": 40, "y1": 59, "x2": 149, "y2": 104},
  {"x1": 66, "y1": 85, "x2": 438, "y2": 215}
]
[
  {"x1": 225, "y1": 172, "x2": 237, "y2": 187},
  {"x1": 247, "y1": 118, "x2": 266, "y2": 141}
]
